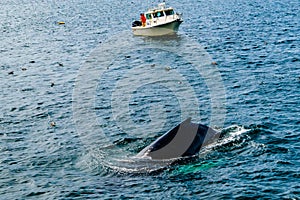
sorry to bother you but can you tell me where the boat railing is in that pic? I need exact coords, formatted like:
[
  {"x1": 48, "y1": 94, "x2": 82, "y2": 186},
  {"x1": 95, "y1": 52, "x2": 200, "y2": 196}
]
[{"x1": 157, "y1": 2, "x2": 166, "y2": 10}]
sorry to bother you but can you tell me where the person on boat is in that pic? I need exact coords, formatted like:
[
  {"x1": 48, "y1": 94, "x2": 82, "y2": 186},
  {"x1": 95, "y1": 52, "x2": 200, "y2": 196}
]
[{"x1": 140, "y1": 13, "x2": 146, "y2": 27}]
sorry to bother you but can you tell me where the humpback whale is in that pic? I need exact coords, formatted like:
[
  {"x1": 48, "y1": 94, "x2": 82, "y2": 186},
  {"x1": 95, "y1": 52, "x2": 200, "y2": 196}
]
[{"x1": 137, "y1": 118, "x2": 220, "y2": 160}]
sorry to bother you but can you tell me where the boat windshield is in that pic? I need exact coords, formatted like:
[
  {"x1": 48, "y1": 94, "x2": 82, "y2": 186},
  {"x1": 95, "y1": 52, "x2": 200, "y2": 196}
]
[
  {"x1": 153, "y1": 11, "x2": 164, "y2": 18},
  {"x1": 165, "y1": 9, "x2": 174, "y2": 16}
]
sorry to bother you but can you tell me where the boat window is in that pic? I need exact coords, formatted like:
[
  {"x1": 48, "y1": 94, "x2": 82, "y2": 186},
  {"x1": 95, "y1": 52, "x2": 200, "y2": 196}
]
[
  {"x1": 165, "y1": 9, "x2": 174, "y2": 16},
  {"x1": 146, "y1": 13, "x2": 152, "y2": 19},
  {"x1": 153, "y1": 11, "x2": 165, "y2": 18},
  {"x1": 157, "y1": 11, "x2": 164, "y2": 17}
]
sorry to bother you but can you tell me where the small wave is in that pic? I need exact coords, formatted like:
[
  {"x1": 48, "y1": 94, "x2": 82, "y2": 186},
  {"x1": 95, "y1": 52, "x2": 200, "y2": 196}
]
[
  {"x1": 77, "y1": 149, "x2": 173, "y2": 175},
  {"x1": 217, "y1": 125, "x2": 251, "y2": 146}
]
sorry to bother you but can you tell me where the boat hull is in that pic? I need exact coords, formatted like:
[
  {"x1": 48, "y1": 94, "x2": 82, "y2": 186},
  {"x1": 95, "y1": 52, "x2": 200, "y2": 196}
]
[{"x1": 132, "y1": 19, "x2": 182, "y2": 36}]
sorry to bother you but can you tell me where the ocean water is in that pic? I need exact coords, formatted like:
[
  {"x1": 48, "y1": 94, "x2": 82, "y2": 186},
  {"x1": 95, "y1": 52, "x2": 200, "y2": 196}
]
[{"x1": 1, "y1": 0, "x2": 299, "y2": 199}]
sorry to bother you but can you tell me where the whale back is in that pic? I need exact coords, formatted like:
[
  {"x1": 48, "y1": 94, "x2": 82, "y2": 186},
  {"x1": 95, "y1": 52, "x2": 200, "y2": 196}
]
[{"x1": 137, "y1": 118, "x2": 220, "y2": 160}]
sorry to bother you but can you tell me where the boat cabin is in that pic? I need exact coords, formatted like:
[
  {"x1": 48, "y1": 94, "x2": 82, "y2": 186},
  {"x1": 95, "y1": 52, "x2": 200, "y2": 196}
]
[
  {"x1": 142, "y1": 3, "x2": 179, "y2": 26},
  {"x1": 131, "y1": 2, "x2": 183, "y2": 36},
  {"x1": 145, "y1": 9, "x2": 175, "y2": 19}
]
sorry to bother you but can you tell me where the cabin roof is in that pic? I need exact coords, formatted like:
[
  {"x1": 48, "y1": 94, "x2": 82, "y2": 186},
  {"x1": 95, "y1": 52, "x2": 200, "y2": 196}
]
[{"x1": 146, "y1": 7, "x2": 174, "y2": 14}]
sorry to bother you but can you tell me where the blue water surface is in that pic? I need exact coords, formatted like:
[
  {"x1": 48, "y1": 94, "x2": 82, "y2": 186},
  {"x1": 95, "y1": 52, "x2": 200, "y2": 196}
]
[{"x1": 0, "y1": 0, "x2": 299, "y2": 199}]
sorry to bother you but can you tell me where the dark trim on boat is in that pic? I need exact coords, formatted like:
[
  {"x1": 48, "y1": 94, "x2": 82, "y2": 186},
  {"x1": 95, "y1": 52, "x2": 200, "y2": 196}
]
[
  {"x1": 132, "y1": 19, "x2": 183, "y2": 29},
  {"x1": 150, "y1": 19, "x2": 183, "y2": 28}
]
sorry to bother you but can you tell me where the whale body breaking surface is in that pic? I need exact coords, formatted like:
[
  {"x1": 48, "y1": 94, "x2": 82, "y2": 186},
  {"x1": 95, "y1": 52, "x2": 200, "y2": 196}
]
[{"x1": 136, "y1": 118, "x2": 220, "y2": 160}]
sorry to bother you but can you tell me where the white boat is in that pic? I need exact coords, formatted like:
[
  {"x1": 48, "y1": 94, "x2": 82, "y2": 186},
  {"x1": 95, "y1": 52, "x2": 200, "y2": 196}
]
[{"x1": 131, "y1": 2, "x2": 183, "y2": 36}]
